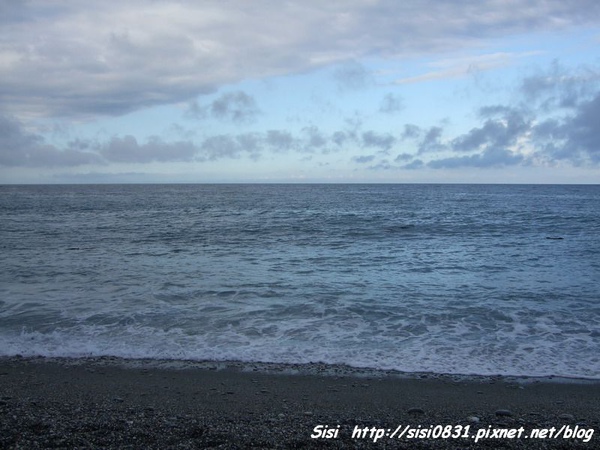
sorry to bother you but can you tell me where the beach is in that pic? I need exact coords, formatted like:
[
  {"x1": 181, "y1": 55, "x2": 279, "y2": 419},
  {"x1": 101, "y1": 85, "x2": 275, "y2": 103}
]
[{"x1": 1, "y1": 357, "x2": 598, "y2": 449}]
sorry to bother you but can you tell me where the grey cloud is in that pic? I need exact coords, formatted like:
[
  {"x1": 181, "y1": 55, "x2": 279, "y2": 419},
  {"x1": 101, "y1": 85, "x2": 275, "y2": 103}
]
[
  {"x1": 521, "y1": 61, "x2": 564, "y2": 103},
  {"x1": 401, "y1": 124, "x2": 421, "y2": 140},
  {"x1": 428, "y1": 147, "x2": 523, "y2": 169},
  {"x1": 533, "y1": 92, "x2": 600, "y2": 164},
  {"x1": 187, "y1": 91, "x2": 260, "y2": 124},
  {"x1": 567, "y1": 94, "x2": 600, "y2": 161},
  {"x1": 451, "y1": 107, "x2": 531, "y2": 153},
  {"x1": 354, "y1": 155, "x2": 376, "y2": 164},
  {"x1": 520, "y1": 61, "x2": 600, "y2": 165},
  {"x1": 379, "y1": 93, "x2": 403, "y2": 114},
  {"x1": 333, "y1": 114, "x2": 364, "y2": 145},
  {"x1": 53, "y1": 171, "x2": 152, "y2": 184},
  {"x1": 330, "y1": 114, "x2": 365, "y2": 147},
  {"x1": 4, "y1": 123, "x2": 394, "y2": 168},
  {"x1": 333, "y1": 61, "x2": 372, "y2": 91},
  {"x1": 361, "y1": 131, "x2": 396, "y2": 152},
  {"x1": 0, "y1": 0, "x2": 35, "y2": 25},
  {"x1": 234, "y1": 133, "x2": 262, "y2": 158},
  {"x1": 370, "y1": 61, "x2": 600, "y2": 172},
  {"x1": 185, "y1": 101, "x2": 208, "y2": 121},
  {"x1": 265, "y1": 130, "x2": 296, "y2": 152},
  {"x1": 0, "y1": 115, "x2": 101, "y2": 167},
  {"x1": 99, "y1": 135, "x2": 196, "y2": 163},
  {"x1": 0, "y1": 115, "x2": 40, "y2": 166},
  {"x1": 532, "y1": 118, "x2": 563, "y2": 141},
  {"x1": 394, "y1": 153, "x2": 413, "y2": 162},
  {"x1": 210, "y1": 92, "x2": 260, "y2": 123},
  {"x1": 367, "y1": 159, "x2": 393, "y2": 171},
  {"x1": 198, "y1": 135, "x2": 242, "y2": 160},
  {"x1": 3, "y1": 1, "x2": 600, "y2": 119},
  {"x1": 398, "y1": 123, "x2": 446, "y2": 153},
  {"x1": 520, "y1": 61, "x2": 600, "y2": 111},
  {"x1": 332, "y1": 131, "x2": 350, "y2": 146},
  {"x1": 199, "y1": 134, "x2": 262, "y2": 161},
  {"x1": 197, "y1": 128, "x2": 336, "y2": 159},
  {"x1": 418, "y1": 126, "x2": 446, "y2": 154},
  {"x1": 402, "y1": 159, "x2": 425, "y2": 170},
  {"x1": 301, "y1": 126, "x2": 328, "y2": 151}
]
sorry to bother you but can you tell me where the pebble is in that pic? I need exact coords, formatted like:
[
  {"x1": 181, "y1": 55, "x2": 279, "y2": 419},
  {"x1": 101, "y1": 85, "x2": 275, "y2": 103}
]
[
  {"x1": 558, "y1": 413, "x2": 575, "y2": 421},
  {"x1": 3, "y1": 357, "x2": 597, "y2": 449}
]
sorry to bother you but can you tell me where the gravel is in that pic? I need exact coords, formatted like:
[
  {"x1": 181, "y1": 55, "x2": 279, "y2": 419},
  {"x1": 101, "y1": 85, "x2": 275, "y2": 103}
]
[{"x1": 1, "y1": 356, "x2": 598, "y2": 449}]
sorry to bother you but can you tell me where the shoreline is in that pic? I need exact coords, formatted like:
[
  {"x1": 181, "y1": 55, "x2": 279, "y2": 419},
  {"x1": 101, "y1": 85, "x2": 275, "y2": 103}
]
[
  {"x1": 5, "y1": 354, "x2": 600, "y2": 384},
  {"x1": 1, "y1": 356, "x2": 598, "y2": 448}
]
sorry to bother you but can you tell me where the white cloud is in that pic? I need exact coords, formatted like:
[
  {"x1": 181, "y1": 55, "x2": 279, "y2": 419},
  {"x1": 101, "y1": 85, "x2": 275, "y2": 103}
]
[{"x1": 393, "y1": 52, "x2": 541, "y2": 84}]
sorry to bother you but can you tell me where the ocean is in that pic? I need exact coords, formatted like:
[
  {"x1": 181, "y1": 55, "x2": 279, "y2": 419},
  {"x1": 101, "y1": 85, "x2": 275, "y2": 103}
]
[{"x1": 1, "y1": 184, "x2": 599, "y2": 379}]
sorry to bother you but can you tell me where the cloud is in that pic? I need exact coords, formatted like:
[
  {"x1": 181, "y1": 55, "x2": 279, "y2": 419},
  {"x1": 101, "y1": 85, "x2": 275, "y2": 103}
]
[
  {"x1": 393, "y1": 52, "x2": 539, "y2": 84},
  {"x1": 451, "y1": 106, "x2": 531, "y2": 153},
  {"x1": 265, "y1": 130, "x2": 296, "y2": 152},
  {"x1": 4, "y1": 51, "x2": 600, "y2": 175},
  {"x1": 354, "y1": 154, "x2": 376, "y2": 163},
  {"x1": 199, "y1": 134, "x2": 262, "y2": 161},
  {"x1": 187, "y1": 91, "x2": 260, "y2": 124},
  {"x1": 361, "y1": 131, "x2": 396, "y2": 152},
  {"x1": 533, "y1": 92, "x2": 600, "y2": 164},
  {"x1": 428, "y1": 147, "x2": 524, "y2": 168},
  {"x1": 212, "y1": 92, "x2": 260, "y2": 123},
  {"x1": 402, "y1": 159, "x2": 425, "y2": 170},
  {"x1": 394, "y1": 152, "x2": 413, "y2": 162},
  {"x1": 401, "y1": 124, "x2": 421, "y2": 140},
  {"x1": 398, "y1": 124, "x2": 447, "y2": 154},
  {"x1": 567, "y1": 94, "x2": 600, "y2": 162},
  {"x1": 0, "y1": 114, "x2": 102, "y2": 167},
  {"x1": 3, "y1": 1, "x2": 598, "y2": 119},
  {"x1": 99, "y1": 135, "x2": 197, "y2": 163},
  {"x1": 379, "y1": 93, "x2": 403, "y2": 114},
  {"x1": 520, "y1": 60, "x2": 600, "y2": 111},
  {"x1": 53, "y1": 171, "x2": 152, "y2": 183},
  {"x1": 418, "y1": 126, "x2": 447, "y2": 154},
  {"x1": 507, "y1": 61, "x2": 600, "y2": 165},
  {"x1": 301, "y1": 126, "x2": 328, "y2": 151},
  {"x1": 333, "y1": 61, "x2": 372, "y2": 91},
  {"x1": 331, "y1": 114, "x2": 364, "y2": 146},
  {"x1": 332, "y1": 131, "x2": 350, "y2": 147},
  {"x1": 2, "y1": 121, "x2": 400, "y2": 168}
]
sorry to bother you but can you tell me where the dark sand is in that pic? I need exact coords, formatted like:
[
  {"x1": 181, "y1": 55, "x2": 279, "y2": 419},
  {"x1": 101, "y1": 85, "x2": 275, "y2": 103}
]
[{"x1": 1, "y1": 357, "x2": 598, "y2": 449}]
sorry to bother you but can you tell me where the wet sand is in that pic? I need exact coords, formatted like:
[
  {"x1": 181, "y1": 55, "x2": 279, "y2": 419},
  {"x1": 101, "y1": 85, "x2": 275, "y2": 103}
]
[{"x1": 1, "y1": 356, "x2": 598, "y2": 449}]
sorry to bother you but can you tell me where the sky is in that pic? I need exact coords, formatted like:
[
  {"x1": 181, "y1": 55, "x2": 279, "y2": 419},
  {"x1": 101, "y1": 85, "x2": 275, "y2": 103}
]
[{"x1": 1, "y1": 0, "x2": 600, "y2": 184}]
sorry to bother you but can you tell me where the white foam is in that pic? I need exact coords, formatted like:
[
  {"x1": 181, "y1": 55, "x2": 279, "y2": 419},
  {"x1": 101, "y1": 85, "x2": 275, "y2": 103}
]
[{"x1": 1, "y1": 309, "x2": 599, "y2": 380}]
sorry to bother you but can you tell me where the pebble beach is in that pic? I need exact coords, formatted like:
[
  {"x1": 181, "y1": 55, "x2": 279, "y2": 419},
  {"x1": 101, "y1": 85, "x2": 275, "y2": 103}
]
[{"x1": 1, "y1": 356, "x2": 598, "y2": 449}]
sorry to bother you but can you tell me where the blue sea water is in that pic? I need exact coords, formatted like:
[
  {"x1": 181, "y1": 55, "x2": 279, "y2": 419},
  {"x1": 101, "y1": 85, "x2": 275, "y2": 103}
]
[{"x1": 1, "y1": 184, "x2": 599, "y2": 378}]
